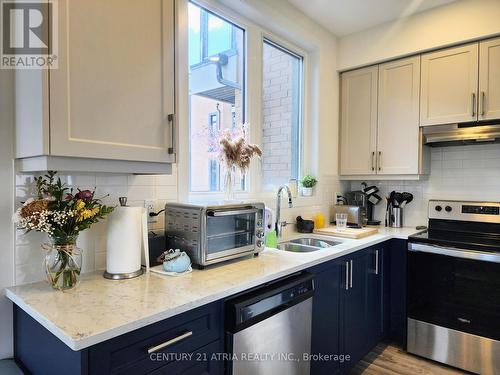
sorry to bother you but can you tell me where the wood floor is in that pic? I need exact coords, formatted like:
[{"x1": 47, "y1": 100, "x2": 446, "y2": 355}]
[{"x1": 350, "y1": 343, "x2": 469, "y2": 375}]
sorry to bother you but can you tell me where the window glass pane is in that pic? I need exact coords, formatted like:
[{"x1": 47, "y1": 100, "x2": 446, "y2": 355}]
[
  {"x1": 261, "y1": 40, "x2": 303, "y2": 190},
  {"x1": 189, "y1": 2, "x2": 245, "y2": 193},
  {"x1": 188, "y1": 3, "x2": 201, "y2": 65},
  {"x1": 207, "y1": 14, "x2": 233, "y2": 56}
]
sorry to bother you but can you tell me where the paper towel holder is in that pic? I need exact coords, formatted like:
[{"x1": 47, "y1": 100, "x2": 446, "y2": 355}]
[
  {"x1": 104, "y1": 268, "x2": 144, "y2": 280},
  {"x1": 103, "y1": 197, "x2": 149, "y2": 280}
]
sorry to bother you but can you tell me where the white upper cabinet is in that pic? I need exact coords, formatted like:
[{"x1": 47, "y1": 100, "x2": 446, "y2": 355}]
[
  {"x1": 420, "y1": 43, "x2": 479, "y2": 126},
  {"x1": 479, "y1": 37, "x2": 500, "y2": 121},
  {"x1": 50, "y1": 0, "x2": 175, "y2": 162},
  {"x1": 340, "y1": 66, "x2": 378, "y2": 175},
  {"x1": 15, "y1": 0, "x2": 176, "y2": 171},
  {"x1": 377, "y1": 57, "x2": 421, "y2": 175}
]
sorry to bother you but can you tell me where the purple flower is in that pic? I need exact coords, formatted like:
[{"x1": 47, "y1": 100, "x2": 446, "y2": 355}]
[{"x1": 75, "y1": 190, "x2": 93, "y2": 202}]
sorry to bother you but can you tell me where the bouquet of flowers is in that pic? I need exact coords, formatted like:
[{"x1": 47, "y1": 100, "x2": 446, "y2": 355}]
[{"x1": 13, "y1": 171, "x2": 114, "y2": 290}]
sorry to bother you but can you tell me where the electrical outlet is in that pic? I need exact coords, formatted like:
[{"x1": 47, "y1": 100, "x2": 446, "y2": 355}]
[{"x1": 144, "y1": 200, "x2": 155, "y2": 215}]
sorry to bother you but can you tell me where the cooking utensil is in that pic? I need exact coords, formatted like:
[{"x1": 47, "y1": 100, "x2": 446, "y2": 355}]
[
  {"x1": 385, "y1": 193, "x2": 394, "y2": 227},
  {"x1": 393, "y1": 192, "x2": 404, "y2": 207},
  {"x1": 400, "y1": 192, "x2": 414, "y2": 207}
]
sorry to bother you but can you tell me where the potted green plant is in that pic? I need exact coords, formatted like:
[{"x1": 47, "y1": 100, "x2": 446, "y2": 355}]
[{"x1": 300, "y1": 175, "x2": 317, "y2": 197}]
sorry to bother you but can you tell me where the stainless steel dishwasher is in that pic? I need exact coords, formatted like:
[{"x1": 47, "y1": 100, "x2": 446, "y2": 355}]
[{"x1": 225, "y1": 273, "x2": 314, "y2": 375}]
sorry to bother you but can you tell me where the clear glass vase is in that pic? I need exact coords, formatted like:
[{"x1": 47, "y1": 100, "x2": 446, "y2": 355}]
[
  {"x1": 224, "y1": 165, "x2": 236, "y2": 201},
  {"x1": 43, "y1": 235, "x2": 82, "y2": 290}
]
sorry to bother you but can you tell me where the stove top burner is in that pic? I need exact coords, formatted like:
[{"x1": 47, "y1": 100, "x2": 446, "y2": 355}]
[
  {"x1": 409, "y1": 200, "x2": 500, "y2": 253},
  {"x1": 409, "y1": 229, "x2": 500, "y2": 254}
]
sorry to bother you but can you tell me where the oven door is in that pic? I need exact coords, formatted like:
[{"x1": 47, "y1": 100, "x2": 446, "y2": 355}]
[
  {"x1": 407, "y1": 243, "x2": 500, "y2": 341},
  {"x1": 204, "y1": 208, "x2": 258, "y2": 262}
]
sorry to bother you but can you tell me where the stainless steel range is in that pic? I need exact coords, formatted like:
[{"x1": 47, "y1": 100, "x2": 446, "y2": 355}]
[{"x1": 407, "y1": 200, "x2": 500, "y2": 375}]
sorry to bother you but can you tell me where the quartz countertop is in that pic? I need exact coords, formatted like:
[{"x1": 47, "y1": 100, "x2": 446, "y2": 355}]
[{"x1": 5, "y1": 226, "x2": 422, "y2": 351}]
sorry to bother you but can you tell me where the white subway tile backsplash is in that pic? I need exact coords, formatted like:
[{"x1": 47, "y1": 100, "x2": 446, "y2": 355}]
[
  {"x1": 13, "y1": 168, "x2": 179, "y2": 284},
  {"x1": 95, "y1": 186, "x2": 128, "y2": 205},
  {"x1": 95, "y1": 252, "x2": 106, "y2": 271},
  {"x1": 127, "y1": 175, "x2": 156, "y2": 186},
  {"x1": 61, "y1": 173, "x2": 97, "y2": 187},
  {"x1": 95, "y1": 174, "x2": 128, "y2": 186},
  {"x1": 354, "y1": 144, "x2": 500, "y2": 226},
  {"x1": 127, "y1": 185, "x2": 155, "y2": 201},
  {"x1": 155, "y1": 174, "x2": 177, "y2": 186},
  {"x1": 442, "y1": 159, "x2": 462, "y2": 169},
  {"x1": 156, "y1": 185, "x2": 177, "y2": 200}
]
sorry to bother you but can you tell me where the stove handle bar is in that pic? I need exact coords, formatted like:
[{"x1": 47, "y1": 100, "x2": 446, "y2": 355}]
[{"x1": 408, "y1": 242, "x2": 500, "y2": 264}]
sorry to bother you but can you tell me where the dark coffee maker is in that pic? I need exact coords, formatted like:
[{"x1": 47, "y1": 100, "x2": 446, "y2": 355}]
[{"x1": 345, "y1": 183, "x2": 381, "y2": 226}]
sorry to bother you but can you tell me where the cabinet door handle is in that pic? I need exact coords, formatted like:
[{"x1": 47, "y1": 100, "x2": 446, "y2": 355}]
[
  {"x1": 377, "y1": 151, "x2": 382, "y2": 171},
  {"x1": 371, "y1": 151, "x2": 375, "y2": 171},
  {"x1": 481, "y1": 92, "x2": 486, "y2": 116},
  {"x1": 147, "y1": 331, "x2": 193, "y2": 354},
  {"x1": 345, "y1": 261, "x2": 349, "y2": 290},
  {"x1": 167, "y1": 113, "x2": 176, "y2": 154},
  {"x1": 472, "y1": 93, "x2": 476, "y2": 117},
  {"x1": 375, "y1": 250, "x2": 379, "y2": 275},
  {"x1": 349, "y1": 260, "x2": 353, "y2": 289}
]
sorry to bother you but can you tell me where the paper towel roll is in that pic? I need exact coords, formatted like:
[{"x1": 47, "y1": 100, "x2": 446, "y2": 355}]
[{"x1": 106, "y1": 206, "x2": 149, "y2": 275}]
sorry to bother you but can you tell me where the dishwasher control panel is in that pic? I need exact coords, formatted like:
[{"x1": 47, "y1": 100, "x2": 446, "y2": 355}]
[{"x1": 225, "y1": 273, "x2": 314, "y2": 332}]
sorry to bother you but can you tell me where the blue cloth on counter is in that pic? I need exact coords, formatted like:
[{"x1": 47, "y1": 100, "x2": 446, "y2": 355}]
[{"x1": 162, "y1": 249, "x2": 192, "y2": 273}]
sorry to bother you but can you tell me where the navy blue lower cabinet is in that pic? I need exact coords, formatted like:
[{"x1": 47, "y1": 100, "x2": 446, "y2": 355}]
[
  {"x1": 342, "y1": 248, "x2": 373, "y2": 371},
  {"x1": 14, "y1": 301, "x2": 224, "y2": 375},
  {"x1": 341, "y1": 245, "x2": 387, "y2": 373},
  {"x1": 147, "y1": 340, "x2": 223, "y2": 375},
  {"x1": 14, "y1": 305, "x2": 88, "y2": 375},
  {"x1": 310, "y1": 260, "x2": 342, "y2": 375},
  {"x1": 367, "y1": 245, "x2": 385, "y2": 349},
  {"x1": 387, "y1": 239, "x2": 408, "y2": 347}
]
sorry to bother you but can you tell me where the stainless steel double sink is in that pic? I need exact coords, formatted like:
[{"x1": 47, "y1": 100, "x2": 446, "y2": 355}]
[{"x1": 277, "y1": 237, "x2": 342, "y2": 253}]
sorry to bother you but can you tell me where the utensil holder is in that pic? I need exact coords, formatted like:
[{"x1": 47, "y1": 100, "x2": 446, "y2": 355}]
[{"x1": 390, "y1": 207, "x2": 403, "y2": 228}]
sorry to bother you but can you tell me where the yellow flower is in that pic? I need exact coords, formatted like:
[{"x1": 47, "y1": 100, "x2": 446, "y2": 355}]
[
  {"x1": 75, "y1": 200, "x2": 85, "y2": 210},
  {"x1": 78, "y1": 207, "x2": 100, "y2": 221}
]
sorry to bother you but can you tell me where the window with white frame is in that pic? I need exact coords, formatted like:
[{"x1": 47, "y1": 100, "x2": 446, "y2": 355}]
[
  {"x1": 188, "y1": 2, "x2": 305, "y2": 195},
  {"x1": 261, "y1": 39, "x2": 303, "y2": 190},
  {"x1": 188, "y1": 2, "x2": 246, "y2": 193}
]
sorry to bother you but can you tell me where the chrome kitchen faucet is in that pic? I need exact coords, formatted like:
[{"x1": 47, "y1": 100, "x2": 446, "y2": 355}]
[{"x1": 275, "y1": 185, "x2": 293, "y2": 238}]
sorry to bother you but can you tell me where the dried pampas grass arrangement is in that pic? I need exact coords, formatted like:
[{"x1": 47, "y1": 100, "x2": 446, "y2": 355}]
[{"x1": 218, "y1": 128, "x2": 262, "y2": 172}]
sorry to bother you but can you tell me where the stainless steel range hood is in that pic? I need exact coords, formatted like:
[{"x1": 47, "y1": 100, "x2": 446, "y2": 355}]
[{"x1": 422, "y1": 123, "x2": 500, "y2": 147}]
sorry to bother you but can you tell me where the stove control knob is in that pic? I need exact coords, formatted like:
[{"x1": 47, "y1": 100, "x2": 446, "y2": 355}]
[
  {"x1": 445, "y1": 206, "x2": 452, "y2": 212},
  {"x1": 435, "y1": 205, "x2": 442, "y2": 212}
]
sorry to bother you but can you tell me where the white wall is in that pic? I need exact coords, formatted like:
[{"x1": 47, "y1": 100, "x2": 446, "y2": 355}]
[
  {"x1": 338, "y1": 0, "x2": 500, "y2": 70},
  {"x1": 0, "y1": 70, "x2": 15, "y2": 359}
]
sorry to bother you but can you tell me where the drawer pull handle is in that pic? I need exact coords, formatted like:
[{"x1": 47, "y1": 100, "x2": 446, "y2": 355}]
[
  {"x1": 481, "y1": 91, "x2": 486, "y2": 116},
  {"x1": 345, "y1": 261, "x2": 349, "y2": 290},
  {"x1": 147, "y1": 331, "x2": 193, "y2": 354},
  {"x1": 471, "y1": 93, "x2": 476, "y2": 117},
  {"x1": 349, "y1": 259, "x2": 353, "y2": 289},
  {"x1": 167, "y1": 113, "x2": 176, "y2": 154}
]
